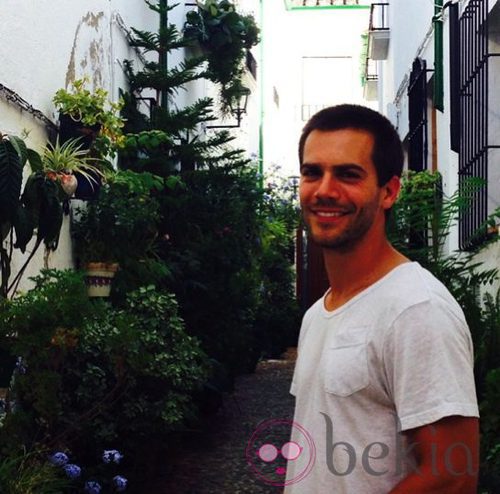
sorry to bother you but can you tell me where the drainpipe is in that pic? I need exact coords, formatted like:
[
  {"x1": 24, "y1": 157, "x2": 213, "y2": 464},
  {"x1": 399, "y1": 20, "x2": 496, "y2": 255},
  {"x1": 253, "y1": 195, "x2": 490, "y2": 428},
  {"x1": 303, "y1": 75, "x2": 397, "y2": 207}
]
[
  {"x1": 160, "y1": 0, "x2": 169, "y2": 110},
  {"x1": 258, "y1": 0, "x2": 264, "y2": 187},
  {"x1": 433, "y1": 0, "x2": 444, "y2": 111}
]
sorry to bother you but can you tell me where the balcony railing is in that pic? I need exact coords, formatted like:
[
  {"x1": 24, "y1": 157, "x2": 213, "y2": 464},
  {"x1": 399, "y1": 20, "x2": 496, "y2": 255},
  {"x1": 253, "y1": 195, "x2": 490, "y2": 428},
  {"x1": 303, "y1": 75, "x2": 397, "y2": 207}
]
[
  {"x1": 369, "y1": 2, "x2": 389, "y2": 30},
  {"x1": 363, "y1": 58, "x2": 378, "y2": 101},
  {"x1": 300, "y1": 104, "x2": 329, "y2": 121},
  {"x1": 368, "y1": 2, "x2": 390, "y2": 60}
]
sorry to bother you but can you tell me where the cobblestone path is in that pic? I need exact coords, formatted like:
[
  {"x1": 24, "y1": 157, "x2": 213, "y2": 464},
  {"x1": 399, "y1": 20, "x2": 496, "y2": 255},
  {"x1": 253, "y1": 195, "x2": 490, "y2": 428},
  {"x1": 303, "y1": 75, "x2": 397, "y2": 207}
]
[{"x1": 148, "y1": 349, "x2": 297, "y2": 494}]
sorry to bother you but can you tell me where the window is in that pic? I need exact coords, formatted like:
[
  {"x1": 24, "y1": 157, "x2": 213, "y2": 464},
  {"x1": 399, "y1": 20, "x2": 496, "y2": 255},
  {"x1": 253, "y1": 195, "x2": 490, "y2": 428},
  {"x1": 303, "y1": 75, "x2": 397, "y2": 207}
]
[
  {"x1": 449, "y1": 2, "x2": 460, "y2": 153},
  {"x1": 407, "y1": 57, "x2": 429, "y2": 172},
  {"x1": 301, "y1": 56, "x2": 354, "y2": 121},
  {"x1": 458, "y1": 0, "x2": 500, "y2": 249}
]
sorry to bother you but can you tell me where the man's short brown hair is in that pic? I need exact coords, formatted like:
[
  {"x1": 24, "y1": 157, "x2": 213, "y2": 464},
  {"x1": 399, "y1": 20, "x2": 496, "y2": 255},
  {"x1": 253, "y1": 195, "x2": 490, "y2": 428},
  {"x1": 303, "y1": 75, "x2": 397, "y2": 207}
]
[{"x1": 298, "y1": 104, "x2": 404, "y2": 186}]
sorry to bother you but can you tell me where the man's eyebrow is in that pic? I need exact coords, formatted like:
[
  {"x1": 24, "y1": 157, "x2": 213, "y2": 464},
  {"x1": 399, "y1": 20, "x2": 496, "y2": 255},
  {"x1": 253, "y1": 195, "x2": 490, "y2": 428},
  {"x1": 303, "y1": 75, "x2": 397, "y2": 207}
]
[{"x1": 301, "y1": 163, "x2": 366, "y2": 172}]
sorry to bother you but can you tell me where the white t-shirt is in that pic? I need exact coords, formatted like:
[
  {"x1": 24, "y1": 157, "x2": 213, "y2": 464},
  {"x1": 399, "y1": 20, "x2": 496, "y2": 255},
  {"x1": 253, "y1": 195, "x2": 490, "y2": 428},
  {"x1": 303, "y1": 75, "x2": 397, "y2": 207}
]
[{"x1": 284, "y1": 262, "x2": 479, "y2": 493}]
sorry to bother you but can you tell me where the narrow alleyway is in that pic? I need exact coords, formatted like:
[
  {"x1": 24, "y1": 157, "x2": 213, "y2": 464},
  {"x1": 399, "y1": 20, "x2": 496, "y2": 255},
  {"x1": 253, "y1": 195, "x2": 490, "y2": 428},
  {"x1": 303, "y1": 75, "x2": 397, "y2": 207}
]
[{"x1": 148, "y1": 349, "x2": 297, "y2": 494}]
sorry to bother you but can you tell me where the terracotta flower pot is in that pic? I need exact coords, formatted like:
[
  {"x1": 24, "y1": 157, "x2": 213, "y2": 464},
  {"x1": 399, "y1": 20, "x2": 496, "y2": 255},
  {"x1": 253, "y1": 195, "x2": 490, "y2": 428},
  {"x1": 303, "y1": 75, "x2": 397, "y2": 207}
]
[
  {"x1": 85, "y1": 262, "x2": 119, "y2": 297},
  {"x1": 59, "y1": 173, "x2": 78, "y2": 197}
]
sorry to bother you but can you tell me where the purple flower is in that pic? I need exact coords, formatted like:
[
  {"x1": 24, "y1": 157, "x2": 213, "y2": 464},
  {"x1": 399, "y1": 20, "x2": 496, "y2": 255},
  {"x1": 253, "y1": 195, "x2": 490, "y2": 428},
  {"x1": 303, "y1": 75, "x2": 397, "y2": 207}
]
[
  {"x1": 15, "y1": 356, "x2": 26, "y2": 374},
  {"x1": 84, "y1": 480, "x2": 102, "y2": 494},
  {"x1": 113, "y1": 475, "x2": 127, "y2": 492},
  {"x1": 103, "y1": 449, "x2": 124, "y2": 464},
  {"x1": 49, "y1": 451, "x2": 69, "y2": 466},
  {"x1": 63, "y1": 463, "x2": 81, "y2": 479}
]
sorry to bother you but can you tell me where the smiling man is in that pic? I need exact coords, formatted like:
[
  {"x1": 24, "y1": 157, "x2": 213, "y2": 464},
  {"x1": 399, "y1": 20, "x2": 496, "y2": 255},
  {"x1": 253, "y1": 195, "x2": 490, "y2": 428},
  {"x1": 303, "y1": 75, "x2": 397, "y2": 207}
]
[{"x1": 285, "y1": 105, "x2": 479, "y2": 493}]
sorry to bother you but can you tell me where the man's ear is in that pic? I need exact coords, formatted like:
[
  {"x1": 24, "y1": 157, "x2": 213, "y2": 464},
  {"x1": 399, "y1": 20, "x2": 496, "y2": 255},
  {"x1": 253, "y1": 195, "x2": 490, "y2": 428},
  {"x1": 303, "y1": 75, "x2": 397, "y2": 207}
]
[{"x1": 381, "y1": 176, "x2": 401, "y2": 211}]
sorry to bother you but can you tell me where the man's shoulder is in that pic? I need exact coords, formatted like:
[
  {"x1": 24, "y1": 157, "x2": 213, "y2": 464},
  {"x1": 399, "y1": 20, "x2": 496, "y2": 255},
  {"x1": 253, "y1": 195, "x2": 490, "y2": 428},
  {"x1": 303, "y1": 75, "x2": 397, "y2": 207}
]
[{"x1": 367, "y1": 262, "x2": 464, "y2": 324}]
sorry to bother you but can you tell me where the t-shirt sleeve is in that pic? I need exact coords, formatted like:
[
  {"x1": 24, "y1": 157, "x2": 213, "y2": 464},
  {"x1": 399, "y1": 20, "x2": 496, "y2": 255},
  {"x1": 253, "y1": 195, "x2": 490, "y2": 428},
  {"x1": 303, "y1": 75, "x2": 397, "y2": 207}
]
[{"x1": 382, "y1": 299, "x2": 479, "y2": 431}]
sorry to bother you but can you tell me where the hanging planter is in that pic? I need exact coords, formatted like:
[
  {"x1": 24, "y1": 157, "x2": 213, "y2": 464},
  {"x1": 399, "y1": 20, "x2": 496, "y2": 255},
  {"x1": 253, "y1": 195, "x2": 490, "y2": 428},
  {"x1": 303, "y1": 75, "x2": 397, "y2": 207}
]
[
  {"x1": 38, "y1": 138, "x2": 105, "y2": 200},
  {"x1": 84, "y1": 262, "x2": 119, "y2": 297},
  {"x1": 73, "y1": 169, "x2": 103, "y2": 200},
  {"x1": 183, "y1": 0, "x2": 260, "y2": 113},
  {"x1": 53, "y1": 78, "x2": 125, "y2": 159},
  {"x1": 58, "y1": 113, "x2": 101, "y2": 150}
]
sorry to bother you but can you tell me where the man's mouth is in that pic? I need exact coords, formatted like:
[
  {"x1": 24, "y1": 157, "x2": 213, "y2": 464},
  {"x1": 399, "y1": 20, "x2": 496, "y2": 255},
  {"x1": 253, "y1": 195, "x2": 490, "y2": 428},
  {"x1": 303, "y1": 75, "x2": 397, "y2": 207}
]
[{"x1": 315, "y1": 211, "x2": 347, "y2": 218}]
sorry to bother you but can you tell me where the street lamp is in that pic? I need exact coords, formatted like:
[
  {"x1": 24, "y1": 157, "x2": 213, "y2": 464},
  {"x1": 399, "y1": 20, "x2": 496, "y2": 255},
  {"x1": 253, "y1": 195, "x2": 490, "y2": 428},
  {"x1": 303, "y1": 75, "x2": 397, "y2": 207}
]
[{"x1": 206, "y1": 86, "x2": 250, "y2": 129}]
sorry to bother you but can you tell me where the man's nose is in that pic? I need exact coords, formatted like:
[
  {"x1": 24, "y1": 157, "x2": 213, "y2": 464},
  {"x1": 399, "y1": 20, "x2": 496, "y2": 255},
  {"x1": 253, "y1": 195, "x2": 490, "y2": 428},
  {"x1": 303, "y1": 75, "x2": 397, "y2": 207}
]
[{"x1": 314, "y1": 173, "x2": 341, "y2": 200}]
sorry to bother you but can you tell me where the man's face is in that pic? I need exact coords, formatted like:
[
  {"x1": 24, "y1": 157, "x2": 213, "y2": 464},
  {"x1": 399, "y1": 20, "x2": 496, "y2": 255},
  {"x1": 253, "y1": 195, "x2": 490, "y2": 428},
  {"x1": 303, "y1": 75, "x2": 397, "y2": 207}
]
[{"x1": 299, "y1": 128, "x2": 395, "y2": 250}]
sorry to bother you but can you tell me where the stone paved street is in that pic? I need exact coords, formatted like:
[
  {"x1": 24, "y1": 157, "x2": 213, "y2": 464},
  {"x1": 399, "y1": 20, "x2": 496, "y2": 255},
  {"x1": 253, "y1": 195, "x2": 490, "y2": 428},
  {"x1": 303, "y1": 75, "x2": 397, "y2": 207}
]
[{"x1": 148, "y1": 349, "x2": 297, "y2": 493}]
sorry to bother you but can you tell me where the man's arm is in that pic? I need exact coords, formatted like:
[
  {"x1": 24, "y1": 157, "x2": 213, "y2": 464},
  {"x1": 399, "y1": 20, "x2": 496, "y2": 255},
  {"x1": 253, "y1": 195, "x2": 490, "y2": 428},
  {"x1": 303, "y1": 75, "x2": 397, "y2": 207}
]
[{"x1": 389, "y1": 416, "x2": 479, "y2": 494}]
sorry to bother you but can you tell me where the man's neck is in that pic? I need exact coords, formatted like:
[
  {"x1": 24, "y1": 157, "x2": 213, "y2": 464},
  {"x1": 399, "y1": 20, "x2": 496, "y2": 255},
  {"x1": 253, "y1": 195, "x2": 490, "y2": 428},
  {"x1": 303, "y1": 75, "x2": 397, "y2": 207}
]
[{"x1": 322, "y1": 236, "x2": 409, "y2": 311}]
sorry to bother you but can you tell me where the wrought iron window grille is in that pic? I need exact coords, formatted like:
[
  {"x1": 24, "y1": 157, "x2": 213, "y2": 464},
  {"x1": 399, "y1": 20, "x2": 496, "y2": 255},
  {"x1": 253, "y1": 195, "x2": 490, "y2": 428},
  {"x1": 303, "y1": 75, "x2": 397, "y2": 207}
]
[
  {"x1": 407, "y1": 58, "x2": 433, "y2": 172},
  {"x1": 458, "y1": 0, "x2": 500, "y2": 249}
]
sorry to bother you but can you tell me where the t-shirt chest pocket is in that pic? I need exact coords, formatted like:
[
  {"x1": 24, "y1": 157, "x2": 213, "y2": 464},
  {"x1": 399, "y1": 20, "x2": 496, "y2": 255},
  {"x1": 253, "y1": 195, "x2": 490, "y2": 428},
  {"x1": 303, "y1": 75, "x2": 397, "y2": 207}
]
[{"x1": 323, "y1": 328, "x2": 369, "y2": 397}]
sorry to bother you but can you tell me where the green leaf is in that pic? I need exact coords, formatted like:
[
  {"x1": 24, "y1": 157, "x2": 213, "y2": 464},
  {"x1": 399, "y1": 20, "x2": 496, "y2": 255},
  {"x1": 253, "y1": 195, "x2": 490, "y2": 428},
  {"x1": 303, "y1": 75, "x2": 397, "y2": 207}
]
[
  {"x1": 165, "y1": 175, "x2": 184, "y2": 190},
  {"x1": 0, "y1": 140, "x2": 23, "y2": 224},
  {"x1": 36, "y1": 180, "x2": 63, "y2": 250},
  {"x1": 8, "y1": 135, "x2": 28, "y2": 167},
  {"x1": 0, "y1": 221, "x2": 11, "y2": 242},
  {"x1": 12, "y1": 204, "x2": 35, "y2": 252},
  {"x1": 22, "y1": 173, "x2": 44, "y2": 224},
  {"x1": 26, "y1": 148, "x2": 43, "y2": 173}
]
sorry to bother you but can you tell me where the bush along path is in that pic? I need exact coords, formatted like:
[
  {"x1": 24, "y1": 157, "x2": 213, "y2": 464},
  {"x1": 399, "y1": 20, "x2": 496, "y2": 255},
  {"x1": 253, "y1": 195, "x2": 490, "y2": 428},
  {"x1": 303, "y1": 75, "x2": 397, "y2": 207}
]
[{"x1": 146, "y1": 349, "x2": 297, "y2": 493}]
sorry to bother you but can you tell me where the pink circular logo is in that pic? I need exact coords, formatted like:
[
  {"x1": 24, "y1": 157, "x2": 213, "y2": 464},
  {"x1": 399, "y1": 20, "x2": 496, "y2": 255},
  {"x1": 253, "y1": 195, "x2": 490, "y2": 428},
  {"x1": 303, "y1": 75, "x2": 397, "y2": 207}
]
[{"x1": 246, "y1": 418, "x2": 316, "y2": 486}]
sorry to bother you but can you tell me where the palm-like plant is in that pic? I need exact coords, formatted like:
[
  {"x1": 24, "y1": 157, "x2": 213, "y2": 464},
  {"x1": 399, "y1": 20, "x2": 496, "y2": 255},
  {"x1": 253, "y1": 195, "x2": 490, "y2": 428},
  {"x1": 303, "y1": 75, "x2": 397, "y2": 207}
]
[{"x1": 39, "y1": 138, "x2": 105, "y2": 196}]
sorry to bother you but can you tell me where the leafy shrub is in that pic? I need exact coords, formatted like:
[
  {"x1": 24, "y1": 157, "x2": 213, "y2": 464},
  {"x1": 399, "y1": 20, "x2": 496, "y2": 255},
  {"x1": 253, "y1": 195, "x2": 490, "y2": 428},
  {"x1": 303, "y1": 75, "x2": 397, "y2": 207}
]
[
  {"x1": 0, "y1": 447, "x2": 70, "y2": 494},
  {"x1": 480, "y1": 367, "x2": 500, "y2": 491},
  {"x1": 72, "y1": 170, "x2": 163, "y2": 265},
  {"x1": 0, "y1": 271, "x2": 209, "y2": 471},
  {"x1": 163, "y1": 165, "x2": 264, "y2": 375},
  {"x1": 64, "y1": 286, "x2": 209, "y2": 449},
  {"x1": 255, "y1": 170, "x2": 301, "y2": 357}
]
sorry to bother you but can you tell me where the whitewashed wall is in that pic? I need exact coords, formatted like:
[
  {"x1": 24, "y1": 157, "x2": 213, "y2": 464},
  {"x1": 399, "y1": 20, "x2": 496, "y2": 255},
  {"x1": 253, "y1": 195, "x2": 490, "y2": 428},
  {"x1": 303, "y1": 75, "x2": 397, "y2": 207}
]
[{"x1": 0, "y1": 1, "x2": 160, "y2": 292}]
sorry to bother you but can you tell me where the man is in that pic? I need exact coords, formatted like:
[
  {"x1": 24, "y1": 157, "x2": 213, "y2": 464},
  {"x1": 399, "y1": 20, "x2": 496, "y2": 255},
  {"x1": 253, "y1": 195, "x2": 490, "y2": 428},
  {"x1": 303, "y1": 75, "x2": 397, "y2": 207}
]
[{"x1": 285, "y1": 105, "x2": 479, "y2": 493}]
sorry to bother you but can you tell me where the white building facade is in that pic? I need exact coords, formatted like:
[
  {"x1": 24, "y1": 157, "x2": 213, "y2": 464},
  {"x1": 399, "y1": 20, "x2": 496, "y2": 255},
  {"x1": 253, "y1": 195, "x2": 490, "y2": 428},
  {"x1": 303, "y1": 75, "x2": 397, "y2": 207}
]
[{"x1": 373, "y1": 0, "x2": 500, "y2": 272}]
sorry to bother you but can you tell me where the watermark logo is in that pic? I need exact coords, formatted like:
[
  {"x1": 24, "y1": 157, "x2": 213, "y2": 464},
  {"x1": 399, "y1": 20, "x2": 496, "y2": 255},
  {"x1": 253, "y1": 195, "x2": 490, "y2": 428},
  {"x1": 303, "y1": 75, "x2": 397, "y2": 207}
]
[{"x1": 246, "y1": 418, "x2": 316, "y2": 486}]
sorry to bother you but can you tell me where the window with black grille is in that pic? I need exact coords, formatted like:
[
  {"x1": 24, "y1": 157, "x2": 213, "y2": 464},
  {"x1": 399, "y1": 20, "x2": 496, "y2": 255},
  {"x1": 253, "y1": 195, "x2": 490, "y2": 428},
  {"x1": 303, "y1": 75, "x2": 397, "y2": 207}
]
[
  {"x1": 407, "y1": 57, "x2": 428, "y2": 172},
  {"x1": 449, "y1": 2, "x2": 460, "y2": 153},
  {"x1": 458, "y1": 0, "x2": 490, "y2": 249}
]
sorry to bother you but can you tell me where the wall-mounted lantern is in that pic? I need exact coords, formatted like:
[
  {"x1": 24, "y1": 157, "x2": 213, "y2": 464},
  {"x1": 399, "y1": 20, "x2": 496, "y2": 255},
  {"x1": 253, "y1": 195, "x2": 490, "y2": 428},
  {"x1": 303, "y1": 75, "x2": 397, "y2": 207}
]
[{"x1": 207, "y1": 86, "x2": 250, "y2": 129}]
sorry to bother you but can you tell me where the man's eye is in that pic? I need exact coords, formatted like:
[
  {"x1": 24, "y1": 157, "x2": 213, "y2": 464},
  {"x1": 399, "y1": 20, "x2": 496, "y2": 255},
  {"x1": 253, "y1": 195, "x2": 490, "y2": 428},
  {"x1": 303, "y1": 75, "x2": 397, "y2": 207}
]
[
  {"x1": 301, "y1": 167, "x2": 321, "y2": 178},
  {"x1": 339, "y1": 171, "x2": 361, "y2": 180}
]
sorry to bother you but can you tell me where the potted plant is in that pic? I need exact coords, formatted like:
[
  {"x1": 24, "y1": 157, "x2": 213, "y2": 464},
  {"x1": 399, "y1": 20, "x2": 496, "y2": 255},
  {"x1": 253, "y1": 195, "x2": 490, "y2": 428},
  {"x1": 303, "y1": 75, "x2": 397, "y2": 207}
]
[
  {"x1": 71, "y1": 170, "x2": 162, "y2": 297},
  {"x1": 184, "y1": 0, "x2": 260, "y2": 112},
  {"x1": 38, "y1": 138, "x2": 107, "y2": 199},
  {"x1": 53, "y1": 78, "x2": 125, "y2": 158},
  {"x1": 71, "y1": 197, "x2": 120, "y2": 297}
]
